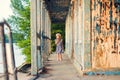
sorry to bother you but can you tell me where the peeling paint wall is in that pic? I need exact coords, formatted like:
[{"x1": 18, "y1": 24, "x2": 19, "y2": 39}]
[
  {"x1": 66, "y1": 0, "x2": 120, "y2": 72},
  {"x1": 91, "y1": 0, "x2": 120, "y2": 69},
  {"x1": 66, "y1": 0, "x2": 91, "y2": 71}
]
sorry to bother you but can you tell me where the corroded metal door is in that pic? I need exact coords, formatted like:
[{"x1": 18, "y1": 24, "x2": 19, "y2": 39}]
[{"x1": 91, "y1": 0, "x2": 120, "y2": 69}]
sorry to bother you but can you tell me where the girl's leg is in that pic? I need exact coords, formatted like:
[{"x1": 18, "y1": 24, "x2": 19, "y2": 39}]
[
  {"x1": 58, "y1": 54, "x2": 61, "y2": 61},
  {"x1": 61, "y1": 54, "x2": 62, "y2": 60},
  {"x1": 60, "y1": 54, "x2": 62, "y2": 61},
  {"x1": 57, "y1": 53, "x2": 59, "y2": 61}
]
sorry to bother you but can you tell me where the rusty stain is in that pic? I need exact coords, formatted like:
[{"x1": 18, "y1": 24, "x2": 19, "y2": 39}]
[
  {"x1": 92, "y1": 0, "x2": 120, "y2": 69},
  {"x1": 66, "y1": 0, "x2": 120, "y2": 73}
]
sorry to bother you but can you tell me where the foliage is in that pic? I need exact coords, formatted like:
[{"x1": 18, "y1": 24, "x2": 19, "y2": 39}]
[
  {"x1": 51, "y1": 23, "x2": 65, "y2": 52},
  {"x1": 8, "y1": 0, "x2": 31, "y2": 63},
  {"x1": 7, "y1": 0, "x2": 65, "y2": 63}
]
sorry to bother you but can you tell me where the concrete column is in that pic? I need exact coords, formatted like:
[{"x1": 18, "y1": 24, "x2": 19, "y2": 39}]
[
  {"x1": 48, "y1": 17, "x2": 51, "y2": 54},
  {"x1": 31, "y1": 0, "x2": 51, "y2": 75},
  {"x1": 37, "y1": 0, "x2": 42, "y2": 69},
  {"x1": 45, "y1": 11, "x2": 47, "y2": 56},
  {"x1": 31, "y1": 0, "x2": 38, "y2": 75},
  {"x1": 65, "y1": 15, "x2": 68, "y2": 55},
  {"x1": 66, "y1": 7, "x2": 73, "y2": 58},
  {"x1": 41, "y1": 0, "x2": 47, "y2": 66},
  {"x1": 40, "y1": 0, "x2": 44, "y2": 67},
  {"x1": 82, "y1": 0, "x2": 91, "y2": 69}
]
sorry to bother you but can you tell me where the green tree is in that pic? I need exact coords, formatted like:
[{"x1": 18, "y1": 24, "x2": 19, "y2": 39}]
[{"x1": 8, "y1": 0, "x2": 31, "y2": 63}]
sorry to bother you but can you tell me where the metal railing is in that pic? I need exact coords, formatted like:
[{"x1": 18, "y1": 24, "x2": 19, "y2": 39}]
[{"x1": 0, "y1": 19, "x2": 17, "y2": 80}]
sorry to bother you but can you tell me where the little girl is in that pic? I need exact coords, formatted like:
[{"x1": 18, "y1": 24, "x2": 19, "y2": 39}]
[{"x1": 55, "y1": 33, "x2": 64, "y2": 61}]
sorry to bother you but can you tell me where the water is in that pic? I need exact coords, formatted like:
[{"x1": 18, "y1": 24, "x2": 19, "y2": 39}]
[{"x1": 0, "y1": 43, "x2": 25, "y2": 73}]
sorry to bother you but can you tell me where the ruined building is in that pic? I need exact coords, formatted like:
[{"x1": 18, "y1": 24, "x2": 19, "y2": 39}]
[
  {"x1": 66, "y1": 0, "x2": 120, "y2": 72},
  {"x1": 31, "y1": 0, "x2": 120, "y2": 75}
]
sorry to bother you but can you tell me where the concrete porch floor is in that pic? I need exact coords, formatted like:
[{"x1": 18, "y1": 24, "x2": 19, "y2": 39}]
[
  {"x1": 36, "y1": 53, "x2": 120, "y2": 80},
  {"x1": 0, "y1": 53, "x2": 120, "y2": 80},
  {"x1": 36, "y1": 53, "x2": 81, "y2": 80}
]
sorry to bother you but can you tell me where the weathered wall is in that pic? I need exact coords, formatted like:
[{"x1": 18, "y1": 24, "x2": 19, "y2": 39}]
[
  {"x1": 31, "y1": 0, "x2": 51, "y2": 75},
  {"x1": 83, "y1": 0, "x2": 91, "y2": 70},
  {"x1": 66, "y1": 0, "x2": 91, "y2": 71},
  {"x1": 91, "y1": 0, "x2": 120, "y2": 69},
  {"x1": 66, "y1": 0, "x2": 120, "y2": 73},
  {"x1": 66, "y1": 1, "x2": 74, "y2": 59}
]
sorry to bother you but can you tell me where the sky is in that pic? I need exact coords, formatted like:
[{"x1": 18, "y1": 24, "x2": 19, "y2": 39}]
[{"x1": 0, "y1": 0, "x2": 13, "y2": 20}]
